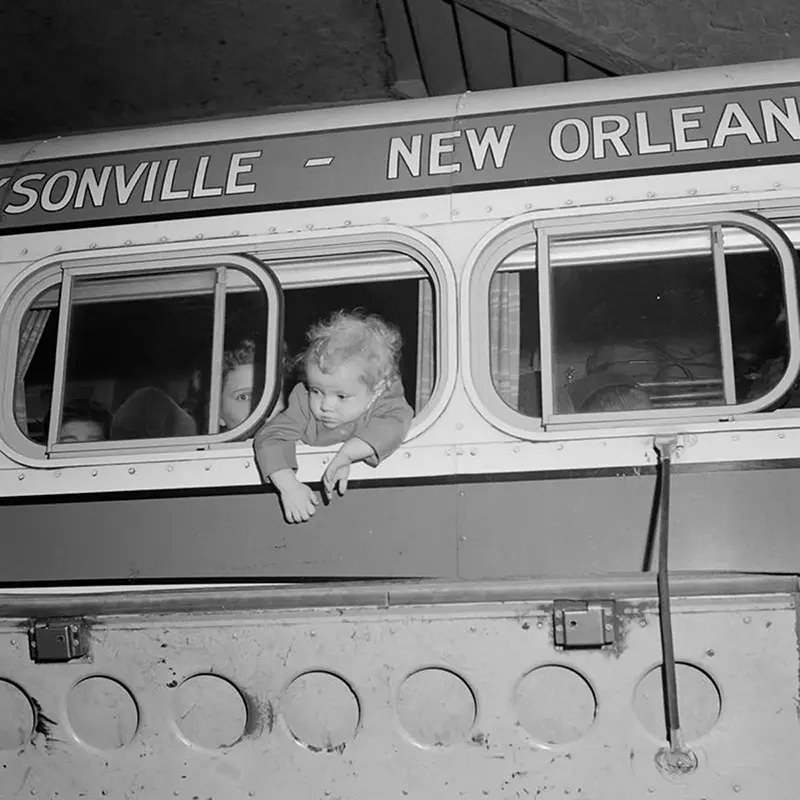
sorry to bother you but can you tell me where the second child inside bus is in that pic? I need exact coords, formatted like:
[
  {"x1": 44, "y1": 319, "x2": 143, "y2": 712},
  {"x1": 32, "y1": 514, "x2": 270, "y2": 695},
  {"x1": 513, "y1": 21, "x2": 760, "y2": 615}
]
[{"x1": 254, "y1": 310, "x2": 413, "y2": 523}]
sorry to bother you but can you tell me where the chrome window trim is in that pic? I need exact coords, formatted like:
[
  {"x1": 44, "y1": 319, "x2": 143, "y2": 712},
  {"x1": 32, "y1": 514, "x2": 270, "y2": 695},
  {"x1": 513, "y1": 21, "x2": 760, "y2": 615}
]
[{"x1": 463, "y1": 208, "x2": 800, "y2": 441}]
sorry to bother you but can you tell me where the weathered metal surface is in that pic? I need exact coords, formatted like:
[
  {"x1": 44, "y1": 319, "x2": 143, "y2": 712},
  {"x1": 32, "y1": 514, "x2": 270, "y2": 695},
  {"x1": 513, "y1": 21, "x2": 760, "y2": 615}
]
[{"x1": 0, "y1": 579, "x2": 797, "y2": 798}]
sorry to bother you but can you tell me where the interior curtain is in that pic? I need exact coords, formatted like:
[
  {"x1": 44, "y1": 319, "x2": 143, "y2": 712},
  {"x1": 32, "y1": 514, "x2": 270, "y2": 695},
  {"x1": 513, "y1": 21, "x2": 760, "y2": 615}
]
[
  {"x1": 489, "y1": 271, "x2": 521, "y2": 408},
  {"x1": 415, "y1": 279, "x2": 435, "y2": 410},
  {"x1": 14, "y1": 309, "x2": 51, "y2": 433}
]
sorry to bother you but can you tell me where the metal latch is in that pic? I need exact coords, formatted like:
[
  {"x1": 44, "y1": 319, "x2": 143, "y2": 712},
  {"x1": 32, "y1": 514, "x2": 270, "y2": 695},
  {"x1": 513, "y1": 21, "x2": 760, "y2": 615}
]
[
  {"x1": 28, "y1": 619, "x2": 89, "y2": 663},
  {"x1": 553, "y1": 600, "x2": 616, "y2": 648}
]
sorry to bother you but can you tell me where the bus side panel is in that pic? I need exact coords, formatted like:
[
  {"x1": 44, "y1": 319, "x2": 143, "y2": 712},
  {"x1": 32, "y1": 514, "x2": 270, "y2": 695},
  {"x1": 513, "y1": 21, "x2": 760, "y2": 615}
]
[
  {"x1": 457, "y1": 466, "x2": 800, "y2": 578},
  {"x1": 2, "y1": 465, "x2": 800, "y2": 583},
  {"x1": 0, "y1": 586, "x2": 797, "y2": 798},
  {"x1": 0, "y1": 483, "x2": 460, "y2": 583}
]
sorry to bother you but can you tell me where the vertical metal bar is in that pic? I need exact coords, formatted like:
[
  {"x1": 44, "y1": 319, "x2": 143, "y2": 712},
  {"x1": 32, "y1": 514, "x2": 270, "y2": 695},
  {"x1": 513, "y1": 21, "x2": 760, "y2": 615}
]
[
  {"x1": 537, "y1": 229, "x2": 554, "y2": 421},
  {"x1": 207, "y1": 267, "x2": 227, "y2": 435},
  {"x1": 711, "y1": 225, "x2": 737, "y2": 405},
  {"x1": 46, "y1": 270, "x2": 75, "y2": 451}
]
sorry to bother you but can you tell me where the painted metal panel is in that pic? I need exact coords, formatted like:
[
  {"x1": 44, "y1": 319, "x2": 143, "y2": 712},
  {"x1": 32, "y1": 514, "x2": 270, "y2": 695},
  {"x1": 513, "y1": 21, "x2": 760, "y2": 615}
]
[
  {"x1": 4, "y1": 465, "x2": 800, "y2": 584},
  {"x1": 0, "y1": 483, "x2": 460, "y2": 583},
  {"x1": 0, "y1": 578, "x2": 797, "y2": 798},
  {"x1": 457, "y1": 467, "x2": 800, "y2": 578}
]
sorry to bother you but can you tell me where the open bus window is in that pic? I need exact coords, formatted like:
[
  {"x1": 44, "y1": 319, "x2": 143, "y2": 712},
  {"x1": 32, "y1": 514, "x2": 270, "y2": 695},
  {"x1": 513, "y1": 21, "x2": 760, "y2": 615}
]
[
  {"x1": 281, "y1": 278, "x2": 433, "y2": 414},
  {"x1": 14, "y1": 261, "x2": 278, "y2": 448},
  {"x1": 488, "y1": 222, "x2": 795, "y2": 420}
]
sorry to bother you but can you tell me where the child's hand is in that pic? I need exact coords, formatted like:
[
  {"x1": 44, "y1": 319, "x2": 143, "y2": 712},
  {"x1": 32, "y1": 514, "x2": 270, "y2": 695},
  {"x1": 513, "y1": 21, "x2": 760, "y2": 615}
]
[
  {"x1": 323, "y1": 453, "x2": 351, "y2": 500},
  {"x1": 278, "y1": 481, "x2": 319, "y2": 523}
]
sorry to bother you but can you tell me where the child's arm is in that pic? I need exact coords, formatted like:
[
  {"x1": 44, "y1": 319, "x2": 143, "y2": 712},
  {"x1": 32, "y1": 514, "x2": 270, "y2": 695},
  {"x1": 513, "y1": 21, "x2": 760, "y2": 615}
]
[
  {"x1": 269, "y1": 467, "x2": 320, "y2": 523},
  {"x1": 323, "y1": 381, "x2": 414, "y2": 497},
  {"x1": 254, "y1": 383, "x2": 320, "y2": 523},
  {"x1": 322, "y1": 437, "x2": 376, "y2": 498}
]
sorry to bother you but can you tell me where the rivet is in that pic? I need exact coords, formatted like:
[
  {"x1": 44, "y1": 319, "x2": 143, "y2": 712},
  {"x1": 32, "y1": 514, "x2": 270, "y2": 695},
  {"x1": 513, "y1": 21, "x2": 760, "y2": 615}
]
[
  {"x1": 124, "y1": 239, "x2": 132, "y2": 245},
  {"x1": 557, "y1": 444, "x2": 564, "y2": 451},
  {"x1": 456, "y1": 448, "x2": 464, "y2": 455},
  {"x1": 21, "y1": 248, "x2": 28, "y2": 255},
  {"x1": 321, "y1": 457, "x2": 329, "y2": 464},
  {"x1": 204, "y1": 465, "x2": 211, "y2": 471},
  {"x1": 309, "y1": 630, "x2": 316, "y2": 637},
  {"x1": 536, "y1": 620, "x2": 544, "y2": 629},
  {"x1": 604, "y1": 623, "x2": 613, "y2": 631},
  {"x1": 732, "y1": 785, "x2": 741, "y2": 793},
  {"x1": 404, "y1": 451, "x2": 411, "y2": 459},
  {"x1": 743, "y1": 616, "x2": 751, "y2": 624},
  {"x1": 420, "y1": 212, "x2": 428, "y2": 219},
  {"x1": 381, "y1": 217, "x2": 390, "y2": 223},
  {"x1": 55, "y1": 245, "x2": 63, "y2": 252},
  {"x1": 639, "y1": 619, "x2": 647, "y2": 627},
  {"x1": 269, "y1": 227, "x2": 277, "y2": 233},
  {"x1": 305, "y1": 224, "x2": 314, "y2": 230},
  {"x1": 444, "y1": 448, "x2": 451, "y2": 456},
  {"x1": 17, "y1": 473, "x2": 25, "y2": 481},
  {"x1": 485, "y1": 206, "x2": 492, "y2": 213},
  {"x1": 166, "y1": 464, "x2": 174, "y2": 472},
  {"x1": 524, "y1": 203, "x2": 532, "y2": 210},
  {"x1": 605, "y1": 196, "x2": 614, "y2": 202},
  {"x1": 706, "y1": 648, "x2": 715, "y2": 657},
  {"x1": 468, "y1": 625, "x2": 477, "y2": 632},
  {"x1": 774, "y1": 182, "x2": 782, "y2": 189},
  {"x1": 731, "y1": 185, "x2": 740, "y2": 192},
  {"x1": 54, "y1": 470, "x2": 61, "y2": 478},
  {"x1": 452, "y1": 209, "x2": 460, "y2": 216},
  {"x1": 159, "y1": 236, "x2": 168, "y2": 242},
  {"x1": 732, "y1": 434, "x2": 740, "y2": 441},
  {"x1": 89, "y1": 242, "x2": 97, "y2": 249},
  {"x1": 91, "y1": 469, "x2": 98, "y2": 477},
  {"x1": 778, "y1": 432, "x2": 786, "y2": 439},
  {"x1": 231, "y1": 230, "x2": 240, "y2": 236},
  {"x1": 469, "y1": 448, "x2": 477, "y2": 456},
  {"x1": 128, "y1": 467, "x2": 136, "y2": 474},
  {"x1": 195, "y1": 233, "x2": 204, "y2": 239},
  {"x1": 646, "y1": 191, "x2": 655, "y2": 198},
  {"x1": 513, "y1": 445, "x2": 520, "y2": 453},
  {"x1": 455, "y1": 422, "x2": 463, "y2": 430},
  {"x1": 344, "y1": 220, "x2": 351, "y2": 226},
  {"x1": 688, "y1": 188, "x2": 698, "y2": 195},
  {"x1": 244, "y1": 461, "x2": 251, "y2": 469},
  {"x1": 565, "y1": 199, "x2": 573, "y2": 205}
]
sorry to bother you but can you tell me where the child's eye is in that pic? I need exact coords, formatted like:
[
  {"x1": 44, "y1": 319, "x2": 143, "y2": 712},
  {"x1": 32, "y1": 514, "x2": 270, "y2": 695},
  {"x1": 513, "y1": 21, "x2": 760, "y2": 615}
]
[
  {"x1": 309, "y1": 388, "x2": 321, "y2": 396},
  {"x1": 337, "y1": 394, "x2": 348, "y2": 400},
  {"x1": 235, "y1": 391, "x2": 252, "y2": 403}
]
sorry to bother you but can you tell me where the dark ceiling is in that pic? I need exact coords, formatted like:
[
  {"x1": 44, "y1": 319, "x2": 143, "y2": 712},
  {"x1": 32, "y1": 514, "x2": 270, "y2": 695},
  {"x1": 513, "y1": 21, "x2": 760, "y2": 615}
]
[{"x1": 1, "y1": 0, "x2": 799, "y2": 142}]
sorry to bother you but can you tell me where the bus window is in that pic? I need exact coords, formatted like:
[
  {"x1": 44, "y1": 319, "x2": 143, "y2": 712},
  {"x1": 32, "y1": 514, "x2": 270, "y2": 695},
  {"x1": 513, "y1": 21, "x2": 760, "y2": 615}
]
[
  {"x1": 487, "y1": 246, "x2": 540, "y2": 416},
  {"x1": 484, "y1": 217, "x2": 798, "y2": 426},
  {"x1": 13, "y1": 259, "x2": 280, "y2": 450},
  {"x1": 547, "y1": 224, "x2": 793, "y2": 418},
  {"x1": 271, "y1": 251, "x2": 437, "y2": 416}
]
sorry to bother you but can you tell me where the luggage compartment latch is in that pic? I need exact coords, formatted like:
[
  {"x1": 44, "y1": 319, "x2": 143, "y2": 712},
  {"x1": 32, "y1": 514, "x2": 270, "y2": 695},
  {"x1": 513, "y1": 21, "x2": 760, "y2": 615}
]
[
  {"x1": 28, "y1": 619, "x2": 89, "y2": 663},
  {"x1": 553, "y1": 600, "x2": 616, "y2": 648}
]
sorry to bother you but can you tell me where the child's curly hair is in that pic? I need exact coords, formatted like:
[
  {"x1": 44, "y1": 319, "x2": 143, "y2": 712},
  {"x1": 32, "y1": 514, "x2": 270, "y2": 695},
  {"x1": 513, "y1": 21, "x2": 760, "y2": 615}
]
[{"x1": 303, "y1": 310, "x2": 402, "y2": 390}]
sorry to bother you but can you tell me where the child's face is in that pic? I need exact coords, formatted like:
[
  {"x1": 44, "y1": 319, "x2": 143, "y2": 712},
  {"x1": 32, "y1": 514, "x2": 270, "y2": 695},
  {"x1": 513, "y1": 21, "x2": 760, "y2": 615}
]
[
  {"x1": 220, "y1": 363, "x2": 254, "y2": 429},
  {"x1": 59, "y1": 419, "x2": 105, "y2": 443},
  {"x1": 306, "y1": 359, "x2": 379, "y2": 429}
]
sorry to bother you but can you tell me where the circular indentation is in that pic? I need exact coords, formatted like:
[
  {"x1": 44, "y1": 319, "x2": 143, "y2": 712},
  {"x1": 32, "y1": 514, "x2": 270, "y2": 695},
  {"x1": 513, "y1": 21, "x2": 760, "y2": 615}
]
[
  {"x1": 67, "y1": 676, "x2": 138, "y2": 750},
  {"x1": 396, "y1": 668, "x2": 476, "y2": 747},
  {"x1": 633, "y1": 662, "x2": 720, "y2": 741},
  {"x1": 515, "y1": 666, "x2": 596, "y2": 745},
  {"x1": 173, "y1": 674, "x2": 247, "y2": 750},
  {"x1": 0, "y1": 680, "x2": 34, "y2": 750},
  {"x1": 282, "y1": 671, "x2": 359, "y2": 752}
]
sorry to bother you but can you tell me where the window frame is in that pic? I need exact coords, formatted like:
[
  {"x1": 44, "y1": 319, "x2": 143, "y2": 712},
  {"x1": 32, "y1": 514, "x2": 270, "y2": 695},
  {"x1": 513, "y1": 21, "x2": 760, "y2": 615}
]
[
  {"x1": 464, "y1": 208, "x2": 800, "y2": 440},
  {"x1": 0, "y1": 225, "x2": 455, "y2": 465},
  {"x1": 2, "y1": 252, "x2": 283, "y2": 459}
]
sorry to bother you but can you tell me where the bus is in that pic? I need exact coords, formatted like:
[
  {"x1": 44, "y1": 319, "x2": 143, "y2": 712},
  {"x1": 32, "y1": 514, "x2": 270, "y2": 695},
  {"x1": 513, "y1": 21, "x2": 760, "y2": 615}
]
[{"x1": 1, "y1": 57, "x2": 800, "y2": 797}]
